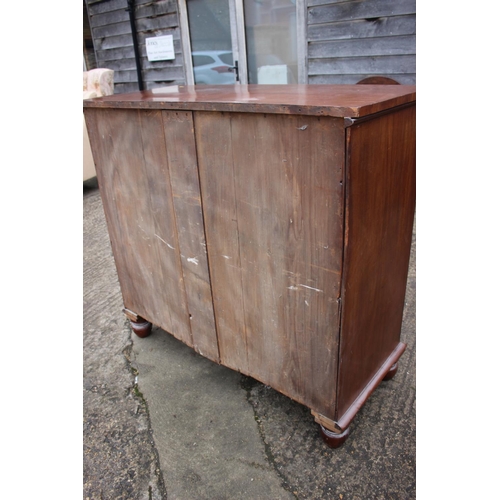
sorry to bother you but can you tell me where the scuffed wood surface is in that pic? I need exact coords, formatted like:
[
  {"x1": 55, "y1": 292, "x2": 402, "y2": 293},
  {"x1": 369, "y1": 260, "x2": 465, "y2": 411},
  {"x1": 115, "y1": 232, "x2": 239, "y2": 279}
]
[
  {"x1": 195, "y1": 111, "x2": 345, "y2": 417},
  {"x1": 84, "y1": 85, "x2": 416, "y2": 430},
  {"x1": 161, "y1": 110, "x2": 219, "y2": 362},
  {"x1": 84, "y1": 107, "x2": 219, "y2": 354}
]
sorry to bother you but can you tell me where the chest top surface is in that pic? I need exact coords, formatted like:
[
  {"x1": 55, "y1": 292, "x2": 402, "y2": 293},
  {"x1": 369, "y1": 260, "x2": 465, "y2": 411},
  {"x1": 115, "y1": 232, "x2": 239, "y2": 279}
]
[{"x1": 83, "y1": 84, "x2": 416, "y2": 118}]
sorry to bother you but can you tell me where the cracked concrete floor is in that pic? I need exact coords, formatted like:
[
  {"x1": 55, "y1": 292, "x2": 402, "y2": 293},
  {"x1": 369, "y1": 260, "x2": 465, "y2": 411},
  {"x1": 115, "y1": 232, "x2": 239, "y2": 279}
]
[
  {"x1": 84, "y1": 180, "x2": 167, "y2": 500},
  {"x1": 84, "y1": 180, "x2": 415, "y2": 499}
]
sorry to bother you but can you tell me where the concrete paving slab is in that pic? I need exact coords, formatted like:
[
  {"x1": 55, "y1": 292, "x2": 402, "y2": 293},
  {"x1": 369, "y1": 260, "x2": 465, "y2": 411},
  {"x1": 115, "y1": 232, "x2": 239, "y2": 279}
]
[
  {"x1": 132, "y1": 331, "x2": 293, "y2": 500},
  {"x1": 84, "y1": 184, "x2": 166, "y2": 500},
  {"x1": 84, "y1": 181, "x2": 416, "y2": 499}
]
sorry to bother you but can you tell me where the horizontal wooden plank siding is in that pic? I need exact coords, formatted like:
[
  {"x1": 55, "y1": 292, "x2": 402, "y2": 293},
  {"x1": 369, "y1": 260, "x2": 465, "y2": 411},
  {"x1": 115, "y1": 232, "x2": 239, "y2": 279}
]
[
  {"x1": 308, "y1": 0, "x2": 415, "y2": 24},
  {"x1": 309, "y1": 35, "x2": 415, "y2": 58},
  {"x1": 309, "y1": 73, "x2": 416, "y2": 85},
  {"x1": 86, "y1": 0, "x2": 186, "y2": 93},
  {"x1": 307, "y1": 0, "x2": 348, "y2": 6},
  {"x1": 306, "y1": 0, "x2": 416, "y2": 84},
  {"x1": 96, "y1": 32, "x2": 182, "y2": 63},
  {"x1": 93, "y1": 21, "x2": 131, "y2": 39},
  {"x1": 86, "y1": 0, "x2": 129, "y2": 14},
  {"x1": 308, "y1": 15, "x2": 416, "y2": 42},
  {"x1": 135, "y1": 0, "x2": 177, "y2": 18},
  {"x1": 86, "y1": 0, "x2": 415, "y2": 91},
  {"x1": 96, "y1": 52, "x2": 184, "y2": 73},
  {"x1": 89, "y1": 8, "x2": 130, "y2": 27},
  {"x1": 309, "y1": 55, "x2": 415, "y2": 75}
]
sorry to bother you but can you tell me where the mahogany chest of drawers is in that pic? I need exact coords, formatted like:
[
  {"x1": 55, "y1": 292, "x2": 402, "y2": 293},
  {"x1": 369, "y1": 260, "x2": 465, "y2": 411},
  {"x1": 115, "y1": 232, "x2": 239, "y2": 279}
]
[{"x1": 84, "y1": 84, "x2": 416, "y2": 447}]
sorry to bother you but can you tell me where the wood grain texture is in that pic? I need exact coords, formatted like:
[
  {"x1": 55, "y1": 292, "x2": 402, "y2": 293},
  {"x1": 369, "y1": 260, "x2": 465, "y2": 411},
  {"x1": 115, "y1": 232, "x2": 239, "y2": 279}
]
[
  {"x1": 84, "y1": 85, "x2": 416, "y2": 434},
  {"x1": 135, "y1": 108, "x2": 193, "y2": 346},
  {"x1": 336, "y1": 104, "x2": 416, "y2": 420},
  {"x1": 84, "y1": 108, "x2": 142, "y2": 314},
  {"x1": 336, "y1": 342, "x2": 406, "y2": 430},
  {"x1": 306, "y1": 0, "x2": 416, "y2": 85},
  {"x1": 308, "y1": 35, "x2": 416, "y2": 59},
  {"x1": 309, "y1": 74, "x2": 415, "y2": 85},
  {"x1": 93, "y1": 21, "x2": 131, "y2": 39},
  {"x1": 83, "y1": 84, "x2": 416, "y2": 119},
  {"x1": 308, "y1": 55, "x2": 416, "y2": 76},
  {"x1": 357, "y1": 76, "x2": 400, "y2": 85},
  {"x1": 308, "y1": 0, "x2": 416, "y2": 25},
  {"x1": 97, "y1": 36, "x2": 182, "y2": 66},
  {"x1": 90, "y1": 10, "x2": 130, "y2": 29},
  {"x1": 195, "y1": 111, "x2": 345, "y2": 417},
  {"x1": 84, "y1": 107, "x2": 212, "y2": 349},
  {"x1": 87, "y1": 0, "x2": 176, "y2": 14},
  {"x1": 193, "y1": 111, "x2": 247, "y2": 371},
  {"x1": 136, "y1": 12, "x2": 178, "y2": 31},
  {"x1": 308, "y1": 15, "x2": 416, "y2": 42},
  {"x1": 161, "y1": 110, "x2": 219, "y2": 362}
]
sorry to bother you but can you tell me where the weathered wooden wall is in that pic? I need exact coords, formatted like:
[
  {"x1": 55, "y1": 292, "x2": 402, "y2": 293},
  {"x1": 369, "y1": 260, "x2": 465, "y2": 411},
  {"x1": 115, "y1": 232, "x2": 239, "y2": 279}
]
[
  {"x1": 307, "y1": 0, "x2": 416, "y2": 84},
  {"x1": 86, "y1": 0, "x2": 186, "y2": 93},
  {"x1": 85, "y1": 0, "x2": 416, "y2": 92}
]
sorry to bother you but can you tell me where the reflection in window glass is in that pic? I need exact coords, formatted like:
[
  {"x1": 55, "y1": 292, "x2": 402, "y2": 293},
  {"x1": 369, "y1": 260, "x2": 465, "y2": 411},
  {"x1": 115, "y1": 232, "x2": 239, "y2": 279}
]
[
  {"x1": 187, "y1": 0, "x2": 236, "y2": 84},
  {"x1": 219, "y1": 52, "x2": 234, "y2": 66},
  {"x1": 193, "y1": 55, "x2": 216, "y2": 66},
  {"x1": 244, "y1": 0, "x2": 297, "y2": 84}
]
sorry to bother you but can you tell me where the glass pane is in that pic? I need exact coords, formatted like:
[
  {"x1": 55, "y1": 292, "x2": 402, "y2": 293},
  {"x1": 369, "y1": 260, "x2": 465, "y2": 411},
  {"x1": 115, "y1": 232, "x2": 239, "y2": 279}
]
[
  {"x1": 243, "y1": 0, "x2": 297, "y2": 84},
  {"x1": 187, "y1": 0, "x2": 236, "y2": 84}
]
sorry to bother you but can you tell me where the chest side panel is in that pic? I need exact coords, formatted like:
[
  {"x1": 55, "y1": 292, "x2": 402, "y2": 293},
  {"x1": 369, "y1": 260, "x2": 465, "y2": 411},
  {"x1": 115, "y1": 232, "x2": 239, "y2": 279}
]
[
  {"x1": 195, "y1": 111, "x2": 345, "y2": 416},
  {"x1": 337, "y1": 104, "x2": 416, "y2": 419}
]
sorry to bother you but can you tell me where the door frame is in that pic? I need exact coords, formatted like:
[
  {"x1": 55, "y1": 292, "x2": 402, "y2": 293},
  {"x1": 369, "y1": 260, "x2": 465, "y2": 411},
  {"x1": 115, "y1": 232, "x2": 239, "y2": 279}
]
[{"x1": 178, "y1": 0, "x2": 307, "y2": 85}]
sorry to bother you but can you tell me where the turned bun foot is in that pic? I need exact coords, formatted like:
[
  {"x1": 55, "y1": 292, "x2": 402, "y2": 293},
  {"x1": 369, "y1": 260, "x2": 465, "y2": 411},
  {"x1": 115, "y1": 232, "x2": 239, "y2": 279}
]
[
  {"x1": 130, "y1": 319, "x2": 152, "y2": 338},
  {"x1": 383, "y1": 362, "x2": 399, "y2": 381},
  {"x1": 319, "y1": 425, "x2": 351, "y2": 448},
  {"x1": 123, "y1": 308, "x2": 153, "y2": 338}
]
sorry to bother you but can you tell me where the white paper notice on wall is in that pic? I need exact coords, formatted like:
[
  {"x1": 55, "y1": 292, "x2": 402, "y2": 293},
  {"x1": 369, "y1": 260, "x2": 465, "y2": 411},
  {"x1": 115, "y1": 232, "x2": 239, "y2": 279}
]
[{"x1": 145, "y1": 35, "x2": 175, "y2": 61}]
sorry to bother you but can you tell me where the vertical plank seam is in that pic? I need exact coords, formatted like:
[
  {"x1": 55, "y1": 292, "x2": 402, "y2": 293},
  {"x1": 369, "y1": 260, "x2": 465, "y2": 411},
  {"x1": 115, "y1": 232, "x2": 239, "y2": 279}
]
[
  {"x1": 136, "y1": 109, "x2": 174, "y2": 332},
  {"x1": 334, "y1": 124, "x2": 350, "y2": 422},
  {"x1": 293, "y1": 115, "x2": 306, "y2": 387},
  {"x1": 229, "y1": 113, "x2": 250, "y2": 372},
  {"x1": 160, "y1": 110, "x2": 195, "y2": 347},
  {"x1": 190, "y1": 111, "x2": 221, "y2": 363}
]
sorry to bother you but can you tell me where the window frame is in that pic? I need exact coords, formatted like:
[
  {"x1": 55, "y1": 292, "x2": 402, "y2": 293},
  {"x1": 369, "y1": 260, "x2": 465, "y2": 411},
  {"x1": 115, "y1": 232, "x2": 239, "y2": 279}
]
[{"x1": 178, "y1": 0, "x2": 307, "y2": 85}]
